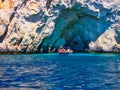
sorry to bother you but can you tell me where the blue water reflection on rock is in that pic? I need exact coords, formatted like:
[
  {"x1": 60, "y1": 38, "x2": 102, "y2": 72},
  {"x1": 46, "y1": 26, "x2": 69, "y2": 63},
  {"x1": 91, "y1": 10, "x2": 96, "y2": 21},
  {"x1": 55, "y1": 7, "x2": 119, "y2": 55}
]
[{"x1": 0, "y1": 53, "x2": 120, "y2": 90}]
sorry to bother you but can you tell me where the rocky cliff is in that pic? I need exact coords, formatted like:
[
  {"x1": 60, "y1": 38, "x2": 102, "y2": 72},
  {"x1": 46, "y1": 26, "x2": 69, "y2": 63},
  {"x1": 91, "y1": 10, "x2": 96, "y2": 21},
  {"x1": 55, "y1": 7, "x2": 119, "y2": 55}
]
[{"x1": 0, "y1": 0, "x2": 120, "y2": 53}]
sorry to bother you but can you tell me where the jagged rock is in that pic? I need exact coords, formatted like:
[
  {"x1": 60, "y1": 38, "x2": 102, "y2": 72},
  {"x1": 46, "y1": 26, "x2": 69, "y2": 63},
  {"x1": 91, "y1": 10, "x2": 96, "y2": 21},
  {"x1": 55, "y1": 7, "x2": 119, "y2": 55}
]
[
  {"x1": 0, "y1": 0, "x2": 120, "y2": 53},
  {"x1": 89, "y1": 24, "x2": 120, "y2": 52}
]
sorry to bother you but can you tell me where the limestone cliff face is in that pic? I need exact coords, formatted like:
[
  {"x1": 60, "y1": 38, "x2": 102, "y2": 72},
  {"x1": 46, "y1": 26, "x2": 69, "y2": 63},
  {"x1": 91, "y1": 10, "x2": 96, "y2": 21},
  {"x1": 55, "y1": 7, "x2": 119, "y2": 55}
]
[{"x1": 0, "y1": 0, "x2": 120, "y2": 53}]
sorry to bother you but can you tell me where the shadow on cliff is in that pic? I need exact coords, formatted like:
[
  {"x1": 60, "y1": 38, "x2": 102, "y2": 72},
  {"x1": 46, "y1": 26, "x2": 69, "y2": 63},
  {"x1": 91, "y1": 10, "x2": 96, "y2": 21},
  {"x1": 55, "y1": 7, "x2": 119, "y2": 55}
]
[{"x1": 24, "y1": 10, "x2": 46, "y2": 23}]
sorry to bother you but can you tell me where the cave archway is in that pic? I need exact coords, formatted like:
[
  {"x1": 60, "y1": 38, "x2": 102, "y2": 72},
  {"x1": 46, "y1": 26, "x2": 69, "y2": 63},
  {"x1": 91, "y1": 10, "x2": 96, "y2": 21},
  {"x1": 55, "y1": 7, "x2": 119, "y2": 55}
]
[{"x1": 39, "y1": 8, "x2": 112, "y2": 52}]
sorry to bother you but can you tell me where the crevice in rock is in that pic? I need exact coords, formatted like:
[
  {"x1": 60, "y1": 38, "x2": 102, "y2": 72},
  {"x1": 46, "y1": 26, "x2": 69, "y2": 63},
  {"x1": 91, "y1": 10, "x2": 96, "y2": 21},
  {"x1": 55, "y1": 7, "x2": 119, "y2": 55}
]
[
  {"x1": 46, "y1": 0, "x2": 53, "y2": 10},
  {"x1": 1, "y1": 0, "x2": 5, "y2": 2},
  {"x1": 0, "y1": 25, "x2": 8, "y2": 43},
  {"x1": 21, "y1": 0, "x2": 28, "y2": 7},
  {"x1": 10, "y1": 0, "x2": 29, "y2": 24},
  {"x1": 115, "y1": 30, "x2": 120, "y2": 44},
  {"x1": 9, "y1": 12, "x2": 16, "y2": 23}
]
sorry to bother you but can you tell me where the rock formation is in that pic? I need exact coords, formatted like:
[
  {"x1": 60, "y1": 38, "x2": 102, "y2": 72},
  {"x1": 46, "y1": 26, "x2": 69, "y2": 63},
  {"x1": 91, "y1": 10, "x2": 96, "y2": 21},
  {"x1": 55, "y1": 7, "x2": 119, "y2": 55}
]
[{"x1": 0, "y1": 0, "x2": 120, "y2": 53}]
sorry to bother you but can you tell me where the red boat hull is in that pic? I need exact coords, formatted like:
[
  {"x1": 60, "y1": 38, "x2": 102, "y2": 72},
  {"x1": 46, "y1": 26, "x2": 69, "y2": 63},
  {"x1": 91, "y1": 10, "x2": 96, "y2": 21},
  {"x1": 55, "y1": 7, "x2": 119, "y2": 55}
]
[{"x1": 58, "y1": 48, "x2": 73, "y2": 54}]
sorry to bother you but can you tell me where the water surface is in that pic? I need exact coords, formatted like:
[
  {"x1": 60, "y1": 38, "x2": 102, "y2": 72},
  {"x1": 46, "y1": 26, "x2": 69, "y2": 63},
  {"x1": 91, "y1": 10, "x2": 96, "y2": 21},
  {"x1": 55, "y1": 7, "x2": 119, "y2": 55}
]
[{"x1": 0, "y1": 53, "x2": 120, "y2": 90}]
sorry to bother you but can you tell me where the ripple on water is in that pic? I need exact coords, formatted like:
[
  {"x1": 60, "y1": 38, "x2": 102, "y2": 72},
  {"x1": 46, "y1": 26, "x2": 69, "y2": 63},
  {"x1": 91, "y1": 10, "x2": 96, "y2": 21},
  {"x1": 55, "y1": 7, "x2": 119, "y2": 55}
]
[{"x1": 0, "y1": 54, "x2": 120, "y2": 89}]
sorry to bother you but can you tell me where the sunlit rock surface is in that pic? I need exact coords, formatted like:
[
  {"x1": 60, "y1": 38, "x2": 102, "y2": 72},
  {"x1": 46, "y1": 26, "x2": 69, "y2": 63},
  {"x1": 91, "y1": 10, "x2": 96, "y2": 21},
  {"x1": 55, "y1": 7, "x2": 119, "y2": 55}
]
[{"x1": 0, "y1": 0, "x2": 120, "y2": 53}]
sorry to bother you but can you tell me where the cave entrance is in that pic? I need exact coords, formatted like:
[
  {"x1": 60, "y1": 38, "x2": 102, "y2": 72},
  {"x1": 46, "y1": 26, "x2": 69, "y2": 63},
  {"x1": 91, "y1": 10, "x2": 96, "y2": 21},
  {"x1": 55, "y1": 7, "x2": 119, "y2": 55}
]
[{"x1": 39, "y1": 8, "x2": 112, "y2": 52}]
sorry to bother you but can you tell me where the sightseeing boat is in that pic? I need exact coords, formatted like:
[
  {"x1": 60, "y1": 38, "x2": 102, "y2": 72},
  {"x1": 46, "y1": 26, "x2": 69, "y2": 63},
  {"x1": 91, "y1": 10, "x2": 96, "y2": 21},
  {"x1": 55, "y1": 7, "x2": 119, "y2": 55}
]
[{"x1": 58, "y1": 47, "x2": 73, "y2": 54}]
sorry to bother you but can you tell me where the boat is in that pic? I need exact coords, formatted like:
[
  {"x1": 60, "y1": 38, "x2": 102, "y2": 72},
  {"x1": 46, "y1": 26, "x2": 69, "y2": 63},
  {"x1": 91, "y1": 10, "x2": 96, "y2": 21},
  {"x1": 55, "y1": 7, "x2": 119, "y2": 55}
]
[{"x1": 58, "y1": 47, "x2": 73, "y2": 54}]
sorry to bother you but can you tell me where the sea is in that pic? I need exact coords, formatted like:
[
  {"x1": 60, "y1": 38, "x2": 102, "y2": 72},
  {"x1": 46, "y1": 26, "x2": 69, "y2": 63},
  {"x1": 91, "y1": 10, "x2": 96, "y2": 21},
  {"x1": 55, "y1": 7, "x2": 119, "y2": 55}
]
[{"x1": 0, "y1": 53, "x2": 120, "y2": 90}]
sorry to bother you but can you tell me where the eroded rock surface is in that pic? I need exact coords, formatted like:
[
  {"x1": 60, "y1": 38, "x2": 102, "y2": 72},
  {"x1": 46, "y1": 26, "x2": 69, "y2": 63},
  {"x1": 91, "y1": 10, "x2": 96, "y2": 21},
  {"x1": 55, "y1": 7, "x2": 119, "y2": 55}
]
[{"x1": 0, "y1": 0, "x2": 120, "y2": 53}]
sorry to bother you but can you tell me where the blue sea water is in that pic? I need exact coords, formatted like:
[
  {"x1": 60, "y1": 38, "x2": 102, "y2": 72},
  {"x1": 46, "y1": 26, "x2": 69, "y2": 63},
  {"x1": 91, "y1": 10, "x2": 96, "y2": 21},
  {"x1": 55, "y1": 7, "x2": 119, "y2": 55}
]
[{"x1": 0, "y1": 53, "x2": 120, "y2": 90}]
